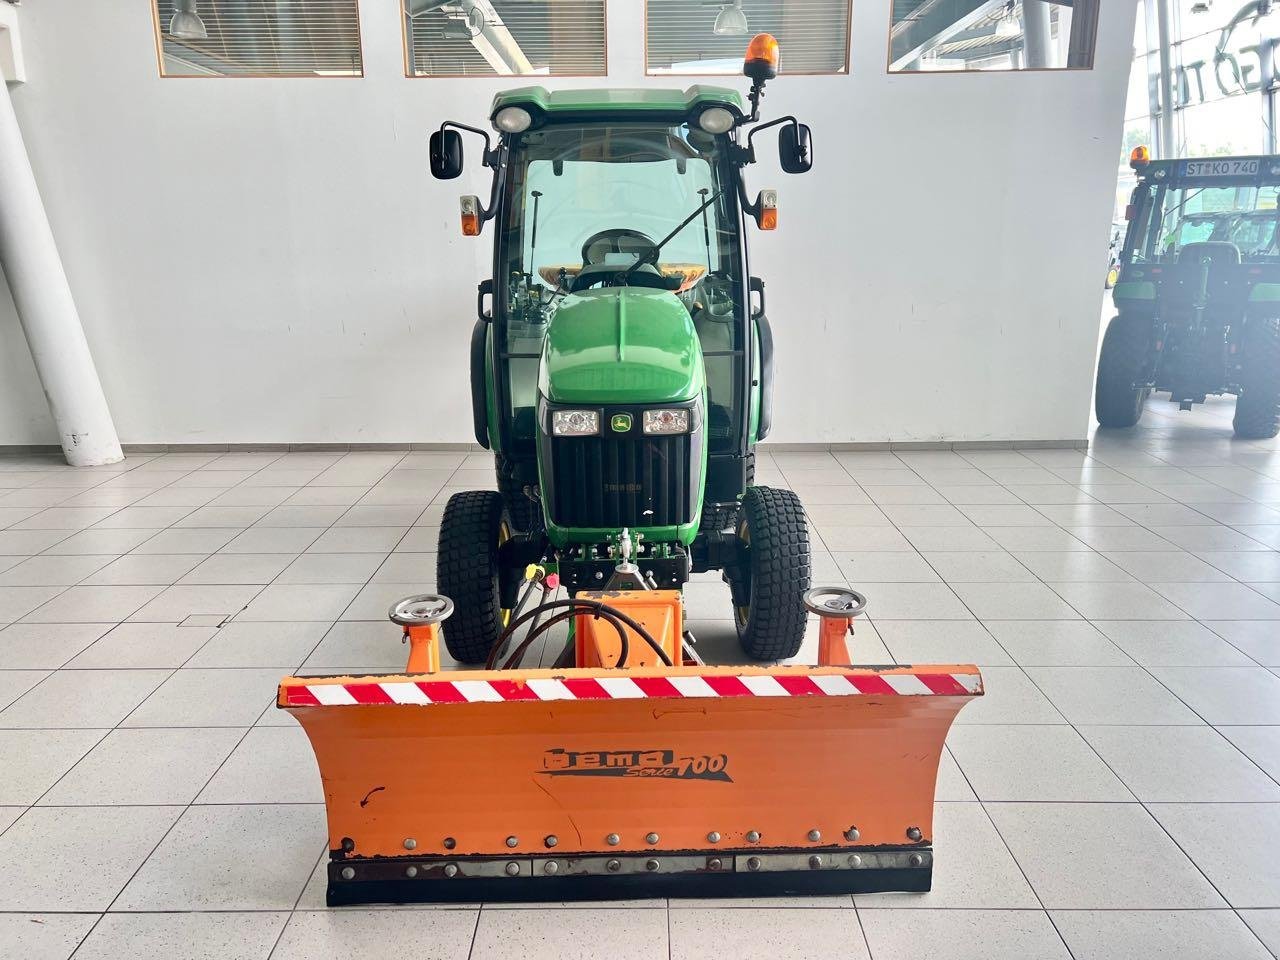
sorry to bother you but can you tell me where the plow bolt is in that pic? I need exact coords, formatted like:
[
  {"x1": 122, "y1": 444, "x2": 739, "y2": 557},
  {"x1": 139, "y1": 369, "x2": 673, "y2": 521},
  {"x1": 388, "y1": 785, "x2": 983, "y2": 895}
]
[
  {"x1": 340, "y1": 838, "x2": 355, "y2": 853},
  {"x1": 403, "y1": 838, "x2": 417, "y2": 850},
  {"x1": 607, "y1": 859, "x2": 621, "y2": 872},
  {"x1": 906, "y1": 826, "x2": 922, "y2": 842},
  {"x1": 645, "y1": 832, "x2": 659, "y2": 845},
  {"x1": 708, "y1": 858, "x2": 723, "y2": 870},
  {"x1": 606, "y1": 833, "x2": 621, "y2": 846},
  {"x1": 505, "y1": 836, "x2": 519, "y2": 848},
  {"x1": 444, "y1": 864, "x2": 459, "y2": 878},
  {"x1": 844, "y1": 827, "x2": 860, "y2": 842},
  {"x1": 746, "y1": 831, "x2": 761, "y2": 843},
  {"x1": 807, "y1": 829, "x2": 822, "y2": 842},
  {"x1": 544, "y1": 861, "x2": 559, "y2": 875},
  {"x1": 505, "y1": 862, "x2": 520, "y2": 877},
  {"x1": 848, "y1": 854, "x2": 862, "y2": 867},
  {"x1": 645, "y1": 859, "x2": 660, "y2": 872},
  {"x1": 340, "y1": 867, "x2": 355, "y2": 880},
  {"x1": 405, "y1": 866, "x2": 418, "y2": 878},
  {"x1": 808, "y1": 856, "x2": 822, "y2": 870},
  {"x1": 746, "y1": 857, "x2": 761, "y2": 872},
  {"x1": 707, "y1": 831, "x2": 721, "y2": 843},
  {"x1": 443, "y1": 837, "x2": 456, "y2": 850},
  {"x1": 544, "y1": 835, "x2": 558, "y2": 848},
  {"x1": 909, "y1": 853, "x2": 924, "y2": 868}
]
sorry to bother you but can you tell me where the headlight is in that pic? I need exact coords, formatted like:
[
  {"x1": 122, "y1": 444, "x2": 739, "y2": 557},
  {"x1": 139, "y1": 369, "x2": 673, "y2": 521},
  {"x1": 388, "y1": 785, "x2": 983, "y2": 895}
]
[
  {"x1": 697, "y1": 107, "x2": 736, "y2": 134},
  {"x1": 494, "y1": 106, "x2": 532, "y2": 133},
  {"x1": 552, "y1": 410, "x2": 600, "y2": 436},
  {"x1": 643, "y1": 409, "x2": 690, "y2": 435}
]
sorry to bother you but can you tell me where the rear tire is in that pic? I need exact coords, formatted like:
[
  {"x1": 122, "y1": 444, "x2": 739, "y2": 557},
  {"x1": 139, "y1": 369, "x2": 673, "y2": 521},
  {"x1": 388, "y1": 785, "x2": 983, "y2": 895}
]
[
  {"x1": 1096, "y1": 314, "x2": 1151, "y2": 429},
  {"x1": 732, "y1": 486, "x2": 811, "y2": 662},
  {"x1": 437, "y1": 490, "x2": 509, "y2": 664},
  {"x1": 1234, "y1": 317, "x2": 1280, "y2": 440}
]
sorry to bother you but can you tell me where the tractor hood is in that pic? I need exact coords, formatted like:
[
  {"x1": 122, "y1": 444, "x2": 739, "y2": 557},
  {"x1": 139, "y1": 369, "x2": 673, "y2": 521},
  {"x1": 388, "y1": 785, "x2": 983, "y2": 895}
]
[{"x1": 539, "y1": 288, "x2": 704, "y2": 405}]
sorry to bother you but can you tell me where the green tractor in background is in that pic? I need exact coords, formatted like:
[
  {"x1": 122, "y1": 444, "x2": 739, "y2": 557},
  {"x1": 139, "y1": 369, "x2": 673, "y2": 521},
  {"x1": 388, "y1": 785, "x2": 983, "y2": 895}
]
[{"x1": 429, "y1": 34, "x2": 816, "y2": 664}]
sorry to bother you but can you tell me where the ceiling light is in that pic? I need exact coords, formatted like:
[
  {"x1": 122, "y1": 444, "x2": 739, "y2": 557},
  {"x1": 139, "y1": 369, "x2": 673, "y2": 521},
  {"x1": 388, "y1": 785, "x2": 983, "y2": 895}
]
[
  {"x1": 169, "y1": 0, "x2": 207, "y2": 40},
  {"x1": 713, "y1": 1, "x2": 748, "y2": 36}
]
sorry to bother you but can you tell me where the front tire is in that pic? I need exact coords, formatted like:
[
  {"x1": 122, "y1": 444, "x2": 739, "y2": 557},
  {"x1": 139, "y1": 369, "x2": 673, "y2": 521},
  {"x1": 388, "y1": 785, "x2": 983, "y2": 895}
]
[
  {"x1": 732, "y1": 486, "x2": 811, "y2": 661},
  {"x1": 1234, "y1": 317, "x2": 1280, "y2": 440},
  {"x1": 437, "y1": 490, "x2": 509, "y2": 664},
  {"x1": 1096, "y1": 314, "x2": 1152, "y2": 429}
]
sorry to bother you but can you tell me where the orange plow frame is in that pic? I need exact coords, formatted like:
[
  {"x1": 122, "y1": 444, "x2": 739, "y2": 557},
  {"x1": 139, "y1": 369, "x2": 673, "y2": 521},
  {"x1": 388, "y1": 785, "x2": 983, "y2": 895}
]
[{"x1": 279, "y1": 591, "x2": 983, "y2": 904}]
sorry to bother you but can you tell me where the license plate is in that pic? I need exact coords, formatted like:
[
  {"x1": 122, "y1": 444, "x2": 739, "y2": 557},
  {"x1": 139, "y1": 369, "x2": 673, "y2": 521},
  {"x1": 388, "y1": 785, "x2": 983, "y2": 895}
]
[{"x1": 1181, "y1": 158, "x2": 1260, "y2": 178}]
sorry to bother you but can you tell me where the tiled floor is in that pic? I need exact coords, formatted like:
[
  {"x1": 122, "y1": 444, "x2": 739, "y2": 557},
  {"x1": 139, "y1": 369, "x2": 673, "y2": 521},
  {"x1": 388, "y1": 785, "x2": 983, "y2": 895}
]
[{"x1": 3, "y1": 395, "x2": 1280, "y2": 958}]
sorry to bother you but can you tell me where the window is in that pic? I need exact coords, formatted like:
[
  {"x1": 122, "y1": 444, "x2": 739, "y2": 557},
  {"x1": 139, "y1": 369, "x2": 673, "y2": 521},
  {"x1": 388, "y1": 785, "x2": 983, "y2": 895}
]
[
  {"x1": 888, "y1": 0, "x2": 1099, "y2": 73},
  {"x1": 153, "y1": 1, "x2": 362, "y2": 77},
  {"x1": 646, "y1": 0, "x2": 851, "y2": 75},
  {"x1": 1126, "y1": 183, "x2": 1280, "y2": 265},
  {"x1": 403, "y1": 1, "x2": 606, "y2": 77}
]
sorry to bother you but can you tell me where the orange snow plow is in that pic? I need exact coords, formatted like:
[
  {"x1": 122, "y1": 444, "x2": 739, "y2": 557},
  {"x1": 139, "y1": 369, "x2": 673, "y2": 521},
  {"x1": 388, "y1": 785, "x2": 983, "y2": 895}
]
[{"x1": 279, "y1": 584, "x2": 982, "y2": 905}]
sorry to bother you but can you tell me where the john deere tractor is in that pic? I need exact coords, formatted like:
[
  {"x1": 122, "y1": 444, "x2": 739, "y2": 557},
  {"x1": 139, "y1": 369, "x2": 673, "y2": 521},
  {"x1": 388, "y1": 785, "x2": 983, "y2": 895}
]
[
  {"x1": 1096, "y1": 150, "x2": 1280, "y2": 438},
  {"x1": 429, "y1": 35, "x2": 815, "y2": 664}
]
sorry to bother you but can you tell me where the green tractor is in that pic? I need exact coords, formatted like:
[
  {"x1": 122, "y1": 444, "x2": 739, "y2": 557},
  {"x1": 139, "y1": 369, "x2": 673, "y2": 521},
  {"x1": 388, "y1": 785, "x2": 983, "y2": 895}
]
[
  {"x1": 1097, "y1": 151, "x2": 1280, "y2": 438},
  {"x1": 429, "y1": 34, "x2": 816, "y2": 665}
]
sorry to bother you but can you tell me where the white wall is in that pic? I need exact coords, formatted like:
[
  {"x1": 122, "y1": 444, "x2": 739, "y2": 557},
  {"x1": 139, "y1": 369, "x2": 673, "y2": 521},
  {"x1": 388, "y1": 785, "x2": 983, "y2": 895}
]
[{"x1": 0, "y1": 0, "x2": 1137, "y2": 447}]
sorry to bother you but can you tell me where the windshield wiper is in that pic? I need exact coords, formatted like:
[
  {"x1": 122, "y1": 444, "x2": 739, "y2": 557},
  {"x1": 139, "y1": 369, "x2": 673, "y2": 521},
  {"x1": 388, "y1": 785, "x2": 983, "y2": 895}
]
[{"x1": 620, "y1": 189, "x2": 723, "y2": 282}]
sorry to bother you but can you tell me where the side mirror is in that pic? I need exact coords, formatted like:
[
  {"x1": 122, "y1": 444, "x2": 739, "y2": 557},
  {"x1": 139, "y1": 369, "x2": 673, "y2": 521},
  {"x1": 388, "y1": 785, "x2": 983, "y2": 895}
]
[
  {"x1": 779, "y1": 123, "x2": 813, "y2": 175},
  {"x1": 430, "y1": 129, "x2": 464, "y2": 180}
]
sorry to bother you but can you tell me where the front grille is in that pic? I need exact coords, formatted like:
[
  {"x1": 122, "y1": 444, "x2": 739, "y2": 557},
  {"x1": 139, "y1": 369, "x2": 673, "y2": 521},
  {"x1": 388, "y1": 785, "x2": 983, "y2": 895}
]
[{"x1": 549, "y1": 433, "x2": 692, "y2": 528}]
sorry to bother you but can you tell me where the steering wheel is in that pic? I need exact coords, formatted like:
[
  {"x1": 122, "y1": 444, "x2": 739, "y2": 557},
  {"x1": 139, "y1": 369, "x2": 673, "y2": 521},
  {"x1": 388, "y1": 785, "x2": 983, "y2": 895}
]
[{"x1": 581, "y1": 229, "x2": 657, "y2": 265}]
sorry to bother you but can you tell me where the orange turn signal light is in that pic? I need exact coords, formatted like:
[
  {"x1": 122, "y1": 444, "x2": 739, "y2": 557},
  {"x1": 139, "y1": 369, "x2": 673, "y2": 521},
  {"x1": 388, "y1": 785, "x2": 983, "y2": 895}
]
[
  {"x1": 756, "y1": 188, "x2": 778, "y2": 231},
  {"x1": 1130, "y1": 145, "x2": 1151, "y2": 168},
  {"x1": 744, "y1": 33, "x2": 779, "y2": 80},
  {"x1": 459, "y1": 195, "x2": 481, "y2": 237}
]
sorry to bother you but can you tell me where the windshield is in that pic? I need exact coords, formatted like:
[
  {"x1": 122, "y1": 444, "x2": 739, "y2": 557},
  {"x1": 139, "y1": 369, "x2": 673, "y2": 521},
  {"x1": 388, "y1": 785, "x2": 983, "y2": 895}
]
[
  {"x1": 1126, "y1": 183, "x2": 1280, "y2": 264},
  {"x1": 495, "y1": 121, "x2": 745, "y2": 451}
]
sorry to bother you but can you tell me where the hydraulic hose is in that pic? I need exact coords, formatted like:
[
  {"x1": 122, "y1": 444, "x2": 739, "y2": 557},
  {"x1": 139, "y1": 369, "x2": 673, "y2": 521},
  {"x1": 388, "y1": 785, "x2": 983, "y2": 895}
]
[{"x1": 490, "y1": 597, "x2": 673, "y2": 669}]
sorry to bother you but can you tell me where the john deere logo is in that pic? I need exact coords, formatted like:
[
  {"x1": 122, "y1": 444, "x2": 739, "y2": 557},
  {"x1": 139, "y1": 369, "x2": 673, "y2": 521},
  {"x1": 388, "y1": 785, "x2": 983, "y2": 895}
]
[{"x1": 610, "y1": 413, "x2": 632, "y2": 432}]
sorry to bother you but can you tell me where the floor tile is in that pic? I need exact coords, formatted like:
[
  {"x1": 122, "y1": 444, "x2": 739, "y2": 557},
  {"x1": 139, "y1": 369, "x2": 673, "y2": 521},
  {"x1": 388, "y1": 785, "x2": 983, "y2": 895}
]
[
  {"x1": 0, "y1": 621, "x2": 112, "y2": 668},
  {"x1": 299, "y1": 621, "x2": 406, "y2": 673},
  {"x1": 1102, "y1": 550, "x2": 1233, "y2": 582},
  {"x1": 113, "y1": 804, "x2": 323, "y2": 910},
  {"x1": 951, "y1": 666, "x2": 1067, "y2": 725},
  {"x1": 1051, "y1": 909, "x2": 1273, "y2": 960},
  {"x1": 1079, "y1": 725, "x2": 1280, "y2": 801},
  {"x1": 921, "y1": 551, "x2": 1036, "y2": 582},
  {"x1": 341, "y1": 581, "x2": 426, "y2": 621},
  {"x1": 273, "y1": 911, "x2": 476, "y2": 960},
  {"x1": 0, "y1": 528, "x2": 75, "y2": 555},
  {"x1": 1153, "y1": 525, "x2": 1272, "y2": 552},
  {"x1": 1148, "y1": 802, "x2": 1280, "y2": 907},
  {"x1": 1023, "y1": 666, "x2": 1202, "y2": 725},
  {"x1": 855, "y1": 582, "x2": 971, "y2": 619},
  {"x1": 0, "y1": 669, "x2": 51, "y2": 710},
  {"x1": 814, "y1": 525, "x2": 914, "y2": 552},
  {"x1": 277, "y1": 552, "x2": 385, "y2": 584},
  {"x1": 44, "y1": 527, "x2": 160, "y2": 555},
  {"x1": 832, "y1": 551, "x2": 939, "y2": 583},
  {"x1": 855, "y1": 803, "x2": 1037, "y2": 908},
  {"x1": 947, "y1": 725, "x2": 1132, "y2": 801},
  {"x1": 127, "y1": 583, "x2": 263, "y2": 622},
  {"x1": 985, "y1": 802, "x2": 1224, "y2": 909},
  {"x1": 131, "y1": 528, "x2": 240, "y2": 555},
  {"x1": 236, "y1": 583, "x2": 362, "y2": 622},
  {"x1": 0, "y1": 585, "x2": 66, "y2": 622},
  {"x1": 40, "y1": 727, "x2": 243, "y2": 805},
  {"x1": 1010, "y1": 550, "x2": 1135, "y2": 581},
  {"x1": 0, "y1": 554, "x2": 113, "y2": 586},
  {"x1": 67, "y1": 622, "x2": 218, "y2": 668},
  {"x1": 669, "y1": 909, "x2": 868, "y2": 960},
  {"x1": 471, "y1": 909, "x2": 667, "y2": 960},
  {"x1": 184, "y1": 620, "x2": 328, "y2": 668},
  {"x1": 1198, "y1": 550, "x2": 1280, "y2": 581},
  {"x1": 0, "y1": 669, "x2": 169, "y2": 728},
  {"x1": 305, "y1": 526, "x2": 408, "y2": 553},
  {"x1": 220, "y1": 527, "x2": 326, "y2": 554},
  {"x1": 1219, "y1": 726, "x2": 1280, "y2": 782},
  {"x1": 82, "y1": 553, "x2": 205, "y2": 585},
  {"x1": 1150, "y1": 581, "x2": 1280, "y2": 620},
  {"x1": 873, "y1": 620, "x2": 1013, "y2": 666},
  {"x1": 0, "y1": 728, "x2": 105, "y2": 804},
  {"x1": 901, "y1": 527, "x2": 1000, "y2": 551},
  {"x1": 370, "y1": 552, "x2": 438, "y2": 583},
  {"x1": 951, "y1": 582, "x2": 1080, "y2": 620},
  {"x1": 72, "y1": 912, "x2": 289, "y2": 960},
  {"x1": 1048, "y1": 581, "x2": 1190, "y2": 620},
  {"x1": 0, "y1": 805, "x2": 182, "y2": 910},
  {"x1": 860, "y1": 909, "x2": 1070, "y2": 960},
  {"x1": 982, "y1": 620, "x2": 1133, "y2": 666},
  {"x1": 23, "y1": 585, "x2": 165, "y2": 623},
  {"x1": 196, "y1": 726, "x2": 322, "y2": 803},
  {"x1": 123, "y1": 668, "x2": 280, "y2": 727},
  {"x1": 1151, "y1": 666, "x2": 1280, "y2": 723},
  {"x1": 179, "y1": 553, "x2": 295, "y2": 585},
  {"x1": 1092, "y1": 620, "x2": 1257, "y2": 666},
  {"x1": 0, "y1": 913, "x2": 98, "y2": 960},
  {"x1": 1242, "y1": 909, "x2": 1280, "y2": 955}
]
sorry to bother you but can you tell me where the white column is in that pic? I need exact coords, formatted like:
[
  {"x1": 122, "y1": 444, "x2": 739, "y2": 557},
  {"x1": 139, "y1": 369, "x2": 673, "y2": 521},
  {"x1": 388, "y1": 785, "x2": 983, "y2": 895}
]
[
  {"x1": 1022, "y1": 0, "x2": 1054, "y2": 69},
  {"x1": 0, "y1": 80, "x2": 123, "y2": 466}
]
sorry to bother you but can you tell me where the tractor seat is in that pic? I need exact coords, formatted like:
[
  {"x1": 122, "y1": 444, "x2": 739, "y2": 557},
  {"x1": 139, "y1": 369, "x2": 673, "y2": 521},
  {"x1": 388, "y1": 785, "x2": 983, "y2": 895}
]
[{"x1": 1177, "y1": 241, "x2": 1241, "y2": 268}]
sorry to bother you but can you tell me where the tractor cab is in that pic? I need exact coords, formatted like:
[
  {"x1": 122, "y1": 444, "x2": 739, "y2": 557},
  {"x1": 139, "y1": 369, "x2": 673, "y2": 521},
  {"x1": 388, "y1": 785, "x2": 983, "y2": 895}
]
[
  {"x1": 429, "y1": 34, "x2": 820, "y2": 665},
  {"x1": 1097, "y1": 152, "x2": 1280, "y2": 438}
]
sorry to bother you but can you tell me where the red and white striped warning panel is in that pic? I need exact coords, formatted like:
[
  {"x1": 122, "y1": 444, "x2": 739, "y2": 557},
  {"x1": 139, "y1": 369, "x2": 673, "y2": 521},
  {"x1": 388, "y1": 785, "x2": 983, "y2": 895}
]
[{"x1": 281, "y1": 671, "x2": 983, "y2": 707}]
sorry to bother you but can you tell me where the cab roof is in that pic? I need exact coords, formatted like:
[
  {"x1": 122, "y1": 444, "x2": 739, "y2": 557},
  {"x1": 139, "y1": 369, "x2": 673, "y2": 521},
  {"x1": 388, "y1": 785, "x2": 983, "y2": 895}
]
[{"x1": 490, "y1": 85, "x2": 744, "y2": 125}]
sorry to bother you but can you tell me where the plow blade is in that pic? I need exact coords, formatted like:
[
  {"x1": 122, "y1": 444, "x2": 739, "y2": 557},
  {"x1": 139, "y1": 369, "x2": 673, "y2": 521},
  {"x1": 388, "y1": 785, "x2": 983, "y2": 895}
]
[{"x1": 280, "y1": 663, "x2": 982, "y2": 905}]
